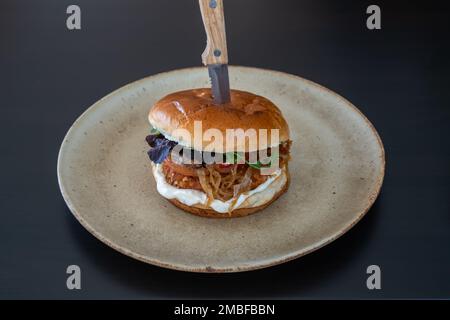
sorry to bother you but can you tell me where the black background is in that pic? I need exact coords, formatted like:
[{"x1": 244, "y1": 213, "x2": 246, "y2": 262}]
[{"x1": 1, "y1": 0, "x2": 449, "y2": 299}]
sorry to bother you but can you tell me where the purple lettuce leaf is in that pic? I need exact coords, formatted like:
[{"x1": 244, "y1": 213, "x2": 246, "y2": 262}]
[{"x1": 145, "y1": 134, "x2": 177, "y2": 164}]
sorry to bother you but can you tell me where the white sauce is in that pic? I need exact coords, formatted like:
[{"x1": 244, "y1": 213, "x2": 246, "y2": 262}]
[{"x1": 152, "y1": 164, "x2": 286, "y2": 213}]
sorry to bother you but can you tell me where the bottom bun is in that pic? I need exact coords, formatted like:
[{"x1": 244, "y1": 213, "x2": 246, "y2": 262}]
[{"x1": 166, "y1": 172, "x2": 290, "y2": 218}]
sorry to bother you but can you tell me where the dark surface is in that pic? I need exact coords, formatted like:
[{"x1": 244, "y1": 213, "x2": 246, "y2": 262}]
[{"x1": 1, "y1": 0, "x2": 449, "y2": 299}]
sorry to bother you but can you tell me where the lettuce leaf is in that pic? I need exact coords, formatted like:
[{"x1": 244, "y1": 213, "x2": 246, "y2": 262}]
[
  {"x1": 229, "y1": 151, "x2": 278, "y2": 169},
  {"x1": 145, "y1": 134, "x2": 177, "y2": 164}
]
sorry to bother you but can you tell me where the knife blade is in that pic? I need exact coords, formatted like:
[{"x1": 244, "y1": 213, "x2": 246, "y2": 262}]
[{"x1": 208, "y1": 63, "x2": 230, "y2": 104}]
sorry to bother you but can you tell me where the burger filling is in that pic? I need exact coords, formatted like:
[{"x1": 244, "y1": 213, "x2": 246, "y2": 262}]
[{"x1": 146, "y1": 131, "x2": 291, "y2": 208}]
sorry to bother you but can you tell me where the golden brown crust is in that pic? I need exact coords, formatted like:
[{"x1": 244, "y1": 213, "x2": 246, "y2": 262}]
[
  {"x1": 165, "y1": 170, "x2": 290, "y2": 218},
  {"x1": 148, "y1": 88, "x2": 290, "y2": 152}
]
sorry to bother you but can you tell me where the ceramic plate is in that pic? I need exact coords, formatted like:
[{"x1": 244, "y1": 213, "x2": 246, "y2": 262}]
[{"x1": 58, "y1": 66, "x2": 385, "y2": 272}]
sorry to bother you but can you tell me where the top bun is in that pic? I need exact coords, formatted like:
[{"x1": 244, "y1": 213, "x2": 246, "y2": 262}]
[{"x1": 148, "y1": 88, "x2": 290, "y2": 153}]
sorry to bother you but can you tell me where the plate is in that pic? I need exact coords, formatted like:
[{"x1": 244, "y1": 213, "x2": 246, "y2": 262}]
[{"x1": 58, "y1": 66, "x2": 385, "y2": 272}]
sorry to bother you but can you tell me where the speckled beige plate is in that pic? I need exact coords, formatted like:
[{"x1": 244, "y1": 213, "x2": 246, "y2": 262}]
[{"x1": 58, "y1": 66, "x2": 385, "y2": 273}]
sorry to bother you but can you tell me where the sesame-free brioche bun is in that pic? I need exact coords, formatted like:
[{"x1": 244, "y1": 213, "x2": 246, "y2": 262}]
[{"x1": 148, "y1": 88, "x2": 290, "y2": 153}]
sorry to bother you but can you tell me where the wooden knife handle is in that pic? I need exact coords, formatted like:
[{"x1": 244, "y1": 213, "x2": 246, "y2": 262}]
[{"x1": 199, "y1": 0, "x2": 228, "y2": 65}]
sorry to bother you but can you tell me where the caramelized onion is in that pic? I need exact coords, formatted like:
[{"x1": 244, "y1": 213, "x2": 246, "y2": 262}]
[
  {"x1": 233, "y1": 167, "x2": 253, "y2": 198},
  {"x1": 197, "y1": 168, "x2": 214, "y2": 205},
  {"x1": 162, "y1": 140, "x2": 292, "y2": 212}
]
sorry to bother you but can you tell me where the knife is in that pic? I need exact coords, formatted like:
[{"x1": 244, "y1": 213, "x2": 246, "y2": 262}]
[{"x1": 198, "y1": 0, "x2": 231, "y2": 104}]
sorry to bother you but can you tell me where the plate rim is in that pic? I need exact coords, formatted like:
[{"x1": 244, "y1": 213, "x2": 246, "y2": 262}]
[{"x1": 57, "y1": 65, "x2": 386, "y2": 273}]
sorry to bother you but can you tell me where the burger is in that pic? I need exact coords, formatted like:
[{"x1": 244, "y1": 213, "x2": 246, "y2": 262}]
[{"x1": 145, "y1": 88, "x2": 291, "y2": 218}]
